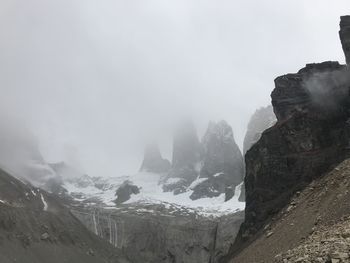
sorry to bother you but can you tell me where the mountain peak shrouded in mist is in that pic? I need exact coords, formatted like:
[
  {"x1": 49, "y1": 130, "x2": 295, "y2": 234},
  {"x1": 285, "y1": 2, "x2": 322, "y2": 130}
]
[
  {"x1": 171, "y1": 120, "x2": 202, "y2": 171},
  {"x1": 200, "y1": 120, "x2": 243, "y2": 183},
  {"x1": 139, "y1": 143, "x2": 170, "y2": 173},
  {"x1": 190, "y1": 120, "x2": 244, "y2": 200},
  {"x1": 243, "y1": 105, "x2": 276, "y2": 155}
]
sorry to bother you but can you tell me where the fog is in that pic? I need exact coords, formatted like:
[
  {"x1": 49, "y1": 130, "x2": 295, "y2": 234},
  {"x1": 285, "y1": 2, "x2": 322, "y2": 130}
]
[{"x1": 0, "y1": 0, "x2": 349, "y2": 177}]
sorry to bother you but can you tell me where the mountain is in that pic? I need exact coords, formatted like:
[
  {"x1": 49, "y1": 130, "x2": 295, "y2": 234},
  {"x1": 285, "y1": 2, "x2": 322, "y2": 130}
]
[
  {"x1": 190, "y1": 121, "x2": 244, "y2": 200},
  {"x1": 163, "y1": 120, "x2": 202, "y2": 194},
  {"x1": 227, "y1": 15, "x2": 350, "y2": 262},
  {"x1": 0, "y1": 167, "x2": 128, "y2": 263},
  {"x1": 243, "y1": 105, "x2": 276, "y2": 155},
  {"x1": 0, "y1": 122, "x2": 56, "y2": 188},
  {"x1": 139, "y1": 143, "x2": 170, "y2": 174}
]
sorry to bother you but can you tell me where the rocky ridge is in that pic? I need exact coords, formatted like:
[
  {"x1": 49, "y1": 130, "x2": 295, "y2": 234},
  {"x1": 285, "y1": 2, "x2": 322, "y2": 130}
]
[
  {"x1": 228, "y1": 16, "x2": 350, "y2": 262},
  {"x1": 0, "y1": 167, "x2": 128, "y2": 263}
]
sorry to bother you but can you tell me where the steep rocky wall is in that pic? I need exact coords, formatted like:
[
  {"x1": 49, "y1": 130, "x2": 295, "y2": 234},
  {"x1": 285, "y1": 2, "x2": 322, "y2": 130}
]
[
  {"x1": 73, "y1": 206, "x2": 244, "y2": 263},
  {"x1": 340, "y1": 15, "x2": 350, "y2": 65},
  {"x1": 232, "y1": 61, "x2": 350, "y2": 255},
  {"x1": 191, "y1": 121, "x2": 244, "y2": 200}
]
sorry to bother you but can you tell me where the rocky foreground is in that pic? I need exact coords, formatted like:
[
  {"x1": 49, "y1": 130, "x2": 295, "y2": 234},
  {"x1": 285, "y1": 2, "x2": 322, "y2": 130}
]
[{"x1": 231, "y1": 159, "x2": 350, "y2": 263}]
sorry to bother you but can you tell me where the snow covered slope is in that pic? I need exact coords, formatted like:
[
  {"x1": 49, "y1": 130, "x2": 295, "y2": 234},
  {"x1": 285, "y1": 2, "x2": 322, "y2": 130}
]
[{"x1": 62, "y1": 171, "x2": 245, "y2": 217}]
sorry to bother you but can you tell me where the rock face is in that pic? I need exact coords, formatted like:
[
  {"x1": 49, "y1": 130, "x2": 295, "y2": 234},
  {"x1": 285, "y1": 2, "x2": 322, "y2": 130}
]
[
  {"x1": 190, "y1": 121, "x2": 244, "y2": 200},
  {"x1": 229, "y1": 158, "x2": 350, "y2": 263},
  {"x1": 236, "y1": 60, "x2": 350, "y2": 247},
  {"x1": 139, "y1": 143, "x2": 170, "y2": 174},
  {"x1": 340, "y1": 16, "x2": 350, "y2": 65},
  {"x1": 243, "y1": 105, "x2": 276, "y2": 155},
  {"x1": 115, "y1": 180, "x2": 140, "y2": 204},
  {"x1": 73, "y1": 205, "x2": 244, "y2": 263},
  {"x1": 163, "y1": 121, "x2": 202, "y2": 194}
]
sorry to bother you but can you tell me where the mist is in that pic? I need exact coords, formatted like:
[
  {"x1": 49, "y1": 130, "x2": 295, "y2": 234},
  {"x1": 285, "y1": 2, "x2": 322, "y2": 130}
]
[{"x1": 0, "y1": 0, "x2": 349, "y2": 177}]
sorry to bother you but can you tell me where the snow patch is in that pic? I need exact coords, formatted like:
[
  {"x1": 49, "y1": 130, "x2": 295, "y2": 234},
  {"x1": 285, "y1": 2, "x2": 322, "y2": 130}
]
[
  {"x1": 189, "y1": 177, "x2": 208, "y2": 189},
  {"x1": 40, "y1": 193, "x2": 48, "y2": 211},
  {"x1": 63, "y1": 171, "x2": 245, "y2": 217},
  {"x1": 213, "y1": 172, "x2": 224, "y2": 177},
  {"x1": 165, "y1": 178, "x2": 182, "y2": 184}
]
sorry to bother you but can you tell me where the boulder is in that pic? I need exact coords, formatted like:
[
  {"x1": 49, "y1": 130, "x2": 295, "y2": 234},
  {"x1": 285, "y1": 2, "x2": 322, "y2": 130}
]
[{"x1": 115, "y1": 180, "x2": 140, "y2": 204}]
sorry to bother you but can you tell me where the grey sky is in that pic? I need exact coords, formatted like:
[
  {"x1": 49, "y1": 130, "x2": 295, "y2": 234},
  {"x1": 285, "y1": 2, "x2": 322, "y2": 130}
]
[{"x1": 0, "y1": 0, "x2": 349, "y2": 177}]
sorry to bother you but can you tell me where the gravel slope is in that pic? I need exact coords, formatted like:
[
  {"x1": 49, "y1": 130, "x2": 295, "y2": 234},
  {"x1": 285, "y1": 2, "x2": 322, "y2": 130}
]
[{"x1": 229, "y1": 158, "x2": 350, "y2": 263}]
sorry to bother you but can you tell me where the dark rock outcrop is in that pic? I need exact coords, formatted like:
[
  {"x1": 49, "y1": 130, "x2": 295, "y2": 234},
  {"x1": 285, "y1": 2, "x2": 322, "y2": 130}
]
[
  {"x1": 239, "y1": 61, "x2": 350, "y2": 243},
  {"x1": 115, "y1": 180, "x2": 140, "y2": 204},
  {"x1": 139, "y1": 143, "x2": 170, "y2": 173},
  {"x1": 243, "y1": 105, "x2": 276, "y2": 155},
  {"x1": 163, "y1": 121, "x2": 202, "y2": 194},
  {"x1": 340, "y1": 15, "x2": 350, "y2": 65},
  {"x1": 241, "y1": 107, "x2": 276, "y2": 202},
  {"x1": 190, "y1": 121, "x2": 244, "y2": 200}
]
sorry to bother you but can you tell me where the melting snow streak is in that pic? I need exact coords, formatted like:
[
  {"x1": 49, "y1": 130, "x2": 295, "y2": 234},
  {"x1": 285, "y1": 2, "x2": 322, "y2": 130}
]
[{"x1": 40, "y1": 194, "x2": 48, "y2": 211}]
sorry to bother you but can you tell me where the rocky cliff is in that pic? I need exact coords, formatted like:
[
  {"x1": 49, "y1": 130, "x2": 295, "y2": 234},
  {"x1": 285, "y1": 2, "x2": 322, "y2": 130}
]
[
  {"x1": 228, "y1": 16, "x2": 350, "y2": 261},
  {"x1": 73, "y1": 204, "x2": 244, "y2": 263},
  {"x1": 190, "y1": 121, "x2": 244, "y2": 200},
  {"x1": 340, "y1": 15, "x2": 350, "y2": 65},
  {"x1": 241, "y1": 61, "x2": 350, "y2": 242},
  {"x1": 139, "y1": 143, "x2": 170, "y2": 174},
  {"x1": 163, "y1": 121, "x2": 202, "y2": 194},
  {"x1": 229, "y1": 158, "x2": 350, "y2": 263}
]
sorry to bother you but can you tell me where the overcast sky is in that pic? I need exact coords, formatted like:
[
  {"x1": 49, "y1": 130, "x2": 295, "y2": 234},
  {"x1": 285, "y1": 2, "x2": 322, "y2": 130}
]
[{"x1": 0, "y1": 1, "x2": 349, "y2": 177}]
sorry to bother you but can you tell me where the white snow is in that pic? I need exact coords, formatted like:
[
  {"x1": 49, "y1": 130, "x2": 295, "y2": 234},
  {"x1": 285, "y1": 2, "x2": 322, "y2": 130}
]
[
  {"x1": 213, "y1": 172, "x2": 224, "y2": 177},
  {"x1": 124, "y1": 173, "x2": 245, "y2": 217},
  {"x1": 189, "y1": 177, "x2": 208, "y2": 189},
  {"x1": 63, "y1": 171, "x2": 245, "y2": 217},
  {"x1": 40, "y1": 193, "x2": 48, "y2": 211},
  {"x1": 165, "y1": 177, "x2": 182, "y2": 184}
]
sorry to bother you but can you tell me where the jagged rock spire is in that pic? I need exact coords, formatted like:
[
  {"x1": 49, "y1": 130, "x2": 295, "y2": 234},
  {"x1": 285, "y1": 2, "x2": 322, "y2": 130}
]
[
  {"x1": 140, "y1": 143, "x2": 170, "y2": 173},
  {"x1": 190, "y1": 120, "x2": 244, "y2": 200},
  {"x1": 171, "y1": 120, "x2": 201, "y2": 171},
  {"x1": 340, "y1": 16, "x2": 350, "y2": 65}
]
